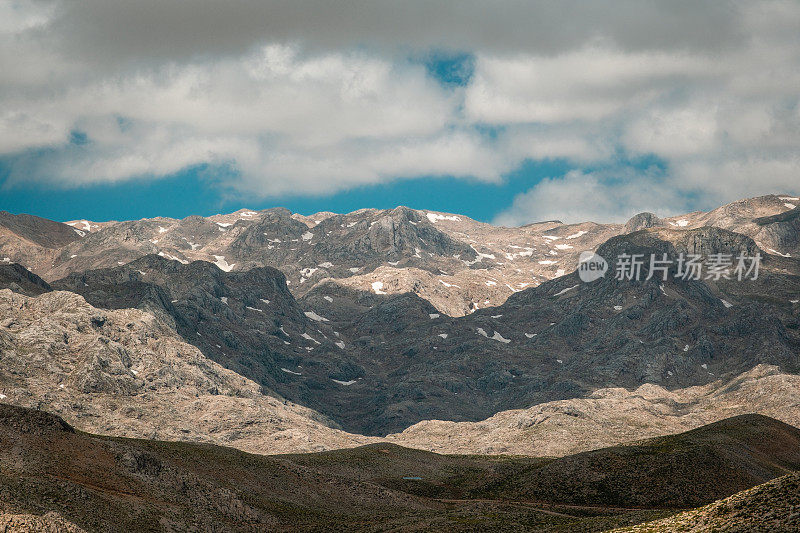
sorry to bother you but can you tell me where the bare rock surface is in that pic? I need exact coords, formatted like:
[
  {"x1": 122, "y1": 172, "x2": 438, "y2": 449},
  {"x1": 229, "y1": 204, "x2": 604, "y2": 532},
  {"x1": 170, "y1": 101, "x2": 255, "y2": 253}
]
[
  {"x1": 0, "y1": 289, "x2": 374, "y2": 454},
  {"x1": 387, "y1": 365, "x2": 800, "y2": 456},
  {"x1": 0, "y1": 511, "x2": 86, "y2": 533}
]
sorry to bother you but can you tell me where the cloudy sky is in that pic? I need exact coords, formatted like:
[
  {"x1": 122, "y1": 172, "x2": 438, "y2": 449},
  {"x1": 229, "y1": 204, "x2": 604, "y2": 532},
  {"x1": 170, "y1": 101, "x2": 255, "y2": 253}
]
[{"x1": 1, "y1": 0, "x2": 799, "y2": 224}]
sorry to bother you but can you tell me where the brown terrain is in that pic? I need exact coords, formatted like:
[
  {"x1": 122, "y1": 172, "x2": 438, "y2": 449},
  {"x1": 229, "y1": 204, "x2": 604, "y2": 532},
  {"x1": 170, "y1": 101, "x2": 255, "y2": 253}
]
[
  {"x1": 1, "y1": 403, "x2": 798, "y2": 532},
  {"x1": 613, "y1": 472, "x2": 800, "y2": 532}
]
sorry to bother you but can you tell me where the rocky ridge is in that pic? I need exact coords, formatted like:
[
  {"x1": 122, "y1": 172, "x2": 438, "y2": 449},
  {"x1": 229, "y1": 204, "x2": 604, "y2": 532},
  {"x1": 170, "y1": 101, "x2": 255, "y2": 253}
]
[
  {"x1": 0, "y1": 289, "x2": 373, "y2": 454},
  {"x1": 7, "y1": 196, "x2": 795, "y2": 317},
  {"x1": 387, "y1": 364, "x2": 800, "y2": 456}
]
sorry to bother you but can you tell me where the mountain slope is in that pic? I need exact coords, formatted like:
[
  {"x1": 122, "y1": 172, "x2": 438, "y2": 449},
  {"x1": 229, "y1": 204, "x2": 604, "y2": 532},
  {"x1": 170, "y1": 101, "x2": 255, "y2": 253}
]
[
  {"x1": 482, "y1": 414, "x2": 800, "y2": 509},
  {"x1": 0, "y1": 263, "x2": 51, "y2": 296},
  {"x1": 387, "y1": 364, "x2": 800, "y2": 456},
  {"x1": 0, "y1": 195, "x2": 798, "y2": 437},
  {"x1": 0, "y1": 403, "x2": 412, "y2": 532},
  {"x1": 0, "y1": 288, "x2": 373, "y2": 454},
  {"x1": 0, "y1": 403, "x2": 653, "y2": 532},
  {"x1": 332, "y1": 226, "x2": 800, "y2": 433},
  {"x1": 6, "y1": 263, "x2": 800, "y2": 459},
  {"x1": 0, "y1": 211, "x2": 82, "y2": 248},
  {"x1": 1, "y1": 405, "x2": 796, "y2": 532},
  {"x1": 613, "y1": 471, "x2": 800, "y2": 532},
  {"x1": 49, "y1": 255, "x2": 378, "y2": 428},
  {"x1": 32, "y1": 225, "x2": 800, "y2": 436}
]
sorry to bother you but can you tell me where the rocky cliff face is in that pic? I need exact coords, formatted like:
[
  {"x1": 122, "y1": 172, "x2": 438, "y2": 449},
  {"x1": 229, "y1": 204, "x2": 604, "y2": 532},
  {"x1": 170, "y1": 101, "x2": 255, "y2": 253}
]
[
  {"x1": 49, "y1": 255, "x2": 378, "y2": 428},
  {"x1": 0, "y1": 289, "x2": 373, "y2": 454}
]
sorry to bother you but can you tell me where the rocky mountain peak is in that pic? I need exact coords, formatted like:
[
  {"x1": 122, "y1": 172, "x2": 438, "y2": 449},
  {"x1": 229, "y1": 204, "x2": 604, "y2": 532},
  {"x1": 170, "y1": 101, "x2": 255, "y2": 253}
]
[
  {"x1": 0, "y1": 211, "x2": 82, "y2": 248},
  {"x1": 623, "y1": 212, "x2": 665, "y2": 233}
]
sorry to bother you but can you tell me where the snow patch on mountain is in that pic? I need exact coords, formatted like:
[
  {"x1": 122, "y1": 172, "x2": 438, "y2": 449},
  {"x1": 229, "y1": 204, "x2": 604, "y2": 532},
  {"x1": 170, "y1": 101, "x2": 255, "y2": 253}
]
[
  {"x1": 213, "y1": 255, "x2": 235, "y2": 272},
  {"x1": 768, "y1": 249, "x2": 791, "y2": 258},
  {"x1": 553, "y1": 285, "x2": 578, "y2": 297},
  {"x1": 491, "y1": 331, "x2": 511, "y2": 343},
  {"x1": 157, "y1": 251, "x2": 188, "y2": 264},
  {"x1": 477, "y1": 328, "x2": 511, "y2": 343},
  {"x1": 305, "y1": 311, "x2": 329, "y2": 322},
  {"x1": 426, "y1": 213, "x2": 461, "y2": 223},
  {"x1": 301, "y1": 333, "x2": 321, "y2": 344}
]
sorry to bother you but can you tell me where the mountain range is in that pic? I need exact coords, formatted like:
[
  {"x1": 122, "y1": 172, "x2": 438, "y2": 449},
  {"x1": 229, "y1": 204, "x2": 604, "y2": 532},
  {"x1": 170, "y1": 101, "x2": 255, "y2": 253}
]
[{"x1": 0, "y1": 194, "x2": 799, "y2": 530}]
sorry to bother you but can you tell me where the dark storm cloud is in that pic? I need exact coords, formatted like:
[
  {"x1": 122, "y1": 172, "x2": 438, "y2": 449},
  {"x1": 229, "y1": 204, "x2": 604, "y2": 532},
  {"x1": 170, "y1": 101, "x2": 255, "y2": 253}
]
[{"x1": 49, "y1": 0, "x2": 745, "y2": 66}]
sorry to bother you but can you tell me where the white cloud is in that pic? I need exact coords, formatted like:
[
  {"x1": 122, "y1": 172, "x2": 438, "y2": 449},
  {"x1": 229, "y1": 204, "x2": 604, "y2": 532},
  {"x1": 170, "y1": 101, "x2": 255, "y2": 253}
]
[
  {"x1": 499, "y1": 124, "x2": 614, "y2": 164},
  {"x1": 623, "y1": 104, "x2": 720, "y2": 158},
  {"x1": 465, "y1": 46, "x2": 717, "y2": 124},
  {"x1": 1, "y1": 44, "x2": 469, "y2": 193},
  {"x1": 493, "y1": 169, "x2": 687, "y2": 226},
  {"x1": 1, "y1": 0, "x2": 799, "y2": 220},
  {"x1": 673, "y1": 155, "x2": 800, "y2": 203}
]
